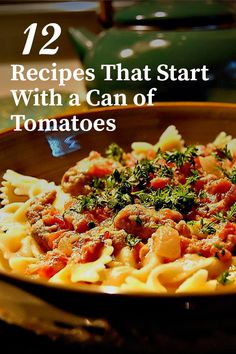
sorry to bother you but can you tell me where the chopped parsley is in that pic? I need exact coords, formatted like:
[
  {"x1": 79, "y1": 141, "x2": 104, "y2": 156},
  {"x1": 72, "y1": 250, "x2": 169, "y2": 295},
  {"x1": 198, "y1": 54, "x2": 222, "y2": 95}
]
[
  {"x1": 230, "y1": 171, "x2": 236, "y2": 184},
  {"x1": 130, "y1": 159, "x2": 156, "y2": 189},
  {"x1": 106, "y1": 169, "x2": 129, "y2": 189},
  {"x1": 90, "y1": 177, "x2": 105, "y2": 190},
  {"x1": 135, "y1": 216, "x2": 142, "y2": 225},
  {"x1": 126, "y1": 234, "x2": 141, "y2": 248},
  {"x1": 220, "y1": 167, "x2": 236, "y2": 184},
  {"x1": 200, "y1": 219, "x2": 216, "y2": 235},
  {"x1": 217, "y1": 270, "x2": 231, "y2": 285},
  {"x1": 88, "y1": 221, "x2": 96, "y2": 229},
  {"x1": 164, "y1": 146, "x2": 198, "y2": 167},
  {"x1": 136, "y1": 183, "x2": 197, "y2": 215},
  {"x1": 198, "y1": 190, "x2": 207, "y2": 199},
  {"x1": 73, "y1": 175, "x2": 196, "y2": 215},
  {"x1": 213, "y1": 146, "x2": 233, "y2": 162},
  {"x1": 214, "y1": 244, "x2": 226, "y2": 259},
  {"x1": 112, "y1": 169, "x2": 123, "y2": 183},
  {"x1": 73, "y1": 195, "x2": 99, "y2": 212},
  {"x1": 106, "y1": 143, "x2": 124, "y2": 163},
  {"x1": 68, "y1": 141, "x2": 235, "y2": 228},
  {"x1": 108, "y1": 191, "x2": 133, "y2": 212},
  {"x1": 187, "y1": 220, "x2": 196, "y2": 226},
  {"x1": 156, "y1": 165, "x2": 174, "y2": 178},
  {"x1": 186, "y1": 170, "x2": 200, "y2": 185},
  {"x1": 219, "y1": 166, "x2": 236, "y2": 184},
  {"x1": 215, "y1": 203, "x2": 236, "y2": 222},
  {"x1": 226, "y1": 203, "x2": 236, "y2": 221}
]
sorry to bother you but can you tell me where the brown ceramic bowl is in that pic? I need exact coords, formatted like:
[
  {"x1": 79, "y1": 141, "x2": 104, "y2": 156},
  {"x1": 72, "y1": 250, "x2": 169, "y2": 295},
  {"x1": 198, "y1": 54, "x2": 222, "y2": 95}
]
[{"x1": 1, "y1": 102, "x2": 236, "y2": 354}]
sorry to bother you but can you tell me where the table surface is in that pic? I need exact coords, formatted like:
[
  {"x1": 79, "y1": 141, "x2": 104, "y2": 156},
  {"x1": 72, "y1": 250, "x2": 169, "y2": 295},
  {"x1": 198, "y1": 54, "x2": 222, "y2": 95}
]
[{"x1": 1, "y1": 318, "x2": 236, "y2": 354}]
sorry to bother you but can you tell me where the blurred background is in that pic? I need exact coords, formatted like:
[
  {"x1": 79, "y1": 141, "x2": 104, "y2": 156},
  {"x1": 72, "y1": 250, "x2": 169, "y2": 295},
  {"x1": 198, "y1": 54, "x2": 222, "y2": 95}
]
[{"x1": 0, "y1": 0, "x2": 236, "y2": 130}]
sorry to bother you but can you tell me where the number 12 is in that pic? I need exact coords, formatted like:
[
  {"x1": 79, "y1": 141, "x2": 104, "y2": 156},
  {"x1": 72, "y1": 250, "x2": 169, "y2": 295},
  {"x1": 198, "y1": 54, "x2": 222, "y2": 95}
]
[{"x1": 22, "y1": 23, "x2": 61, "y2": 55}]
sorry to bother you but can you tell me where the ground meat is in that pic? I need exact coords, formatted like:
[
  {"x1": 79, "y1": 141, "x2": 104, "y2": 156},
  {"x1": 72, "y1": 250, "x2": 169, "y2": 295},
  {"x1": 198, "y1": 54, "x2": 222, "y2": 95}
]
[
  {"x1": 114, "y1": 204, "x2": 160, "y2": 239},
  {"x1": 61, "y1": 151, "x2": 121, "y2": 196},
  {"x1": 61, "y1": 168, "x2": 92, "y2": 196},
  {"x1": 30, "y1": 220, "x2": 61, "y2": 251},
  {"x1": 26, "y1": 190, "x2": 57, "y2": 225},
  {"x1": 64, "y1": 206, "x2": 111, "y2": 233},
  {"x1": 64, "y1": 209, "x2": 95, "y2": 233},
  {"x1": 114, "y1": 204, "x2": 183, "y2": 240},
  {"x1": 104, "y1": 229, "x2": 127, "y2": 253},
  {"x1": 180, "y1": 222, "x2": 236, "y2": 262},
  {"x1": 176, "y1": 220, "x2": 191, "y2": 238},
  {"x1": 157, "y1": 209, "x2": 183, "y2": 223},
  {"x1": 72, "y1": 232, "x2": 104, "y2": 263},
  {"x1": 223, "y1": 185, "x2": 236, "y2": 209},
  {"x1": 29, "y1": 232, "x2": 104, "y2": 278},
  {"x1": 52, "y1": 231, "x2": 78, "y2": 255},
  {"x1": 202, "y1": 184, "x2": 236, "y2": 216},
  {"x1": 182, "y1": 236, "x2": 232, "y2": 262},
  {"x1": 79, "y1": 239, "x2": 104, "y2": 263},
  {"x1": 26, "y1": 190, "x2": 66, "y2": 251},
  {"x1": 29, "y1": 251, "x2": 68, "y2": 279}
]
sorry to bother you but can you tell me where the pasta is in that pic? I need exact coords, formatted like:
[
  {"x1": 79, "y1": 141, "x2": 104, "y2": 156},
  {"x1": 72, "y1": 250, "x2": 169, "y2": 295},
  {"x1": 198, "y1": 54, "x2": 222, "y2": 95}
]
[{"x1": 1, "y1": 125, "x2": 236, "y2": 293}]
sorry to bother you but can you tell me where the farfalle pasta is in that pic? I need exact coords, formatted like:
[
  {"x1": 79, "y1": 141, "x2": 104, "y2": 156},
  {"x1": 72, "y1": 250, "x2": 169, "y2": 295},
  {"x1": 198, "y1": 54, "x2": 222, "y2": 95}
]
[{"x1": 1, "y1": 125, "x2": 236, "y2": 293}]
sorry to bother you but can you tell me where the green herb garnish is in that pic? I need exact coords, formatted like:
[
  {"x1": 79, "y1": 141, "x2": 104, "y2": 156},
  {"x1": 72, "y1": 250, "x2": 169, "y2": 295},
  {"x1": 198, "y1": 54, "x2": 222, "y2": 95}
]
[
  {"x1": 157, "y1": 165, "x2": 174, "y2": 178},
  {"x1": 88, "y1": 221, "x2": 96, "y2": 229},
  {"x1": 213, "y1": 146, "x2": 233, "y2": 162},
  {"x1": 108, "y1": 191, "x2": 133, "y2": 212},
  {"x1": 219, "y1": 166, "x2": 236, "y2": 184},
  {"x1": 126, "y1": 234, "x2": 141, "y2": 248},
  {"x1": 214, "y1": 244, "x2": 226, "y2": 259},
  {"x1": 106, "y1": 143, "x2": 124, "y2": 162},
  {"x1": 215, "y1": 203, "x2": 236, "y2": 222},
  {"x1": 72, "y1": 195, "x2": 99, "y2": 213},
  {"x1": 164, "y1": 146, "x2": 198, "y2": 167},
  {"x1": 198, "y1": 190, "x2": 207, "y2": 199},
  {"x1": 226, "y1": 203, "x2": 236, "y2": 221},
  {"x1": 135, "y1": 216, "x2": 142, "y2": 225},
  {"x1": 200, "y1": 219, "x2": 216, "y2": 235},
  {"x1": 186, "y1": 170, "x2": 200, "y2": 185},
  {"x1": 136, "y1": 183, "x2": 197, "y2": 215},
  {"x1": 130, "y1": 159, "x2": 156, "y2": 189},
  {"x1": 217, "y1": 270, "x2": 232, "y2": 285}
]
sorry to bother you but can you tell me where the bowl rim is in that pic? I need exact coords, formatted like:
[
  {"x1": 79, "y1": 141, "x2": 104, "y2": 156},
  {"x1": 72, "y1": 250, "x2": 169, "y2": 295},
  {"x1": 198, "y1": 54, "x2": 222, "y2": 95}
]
[
  {"x1": 1, "y1": 266, "x2": 236, "y2": 299},
  {"x1": 1, "y1": 101, "x2": 236, "y2": 136},
  {"x1": 1, "y1": 101, "x2": 236, "y2": 298}
]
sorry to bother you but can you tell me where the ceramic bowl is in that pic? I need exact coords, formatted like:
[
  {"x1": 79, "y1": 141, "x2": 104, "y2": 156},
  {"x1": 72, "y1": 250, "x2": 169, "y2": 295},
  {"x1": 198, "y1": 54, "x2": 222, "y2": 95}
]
[{"x1": 1, "y1": 102, "x2": 236, "y2": 354}]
